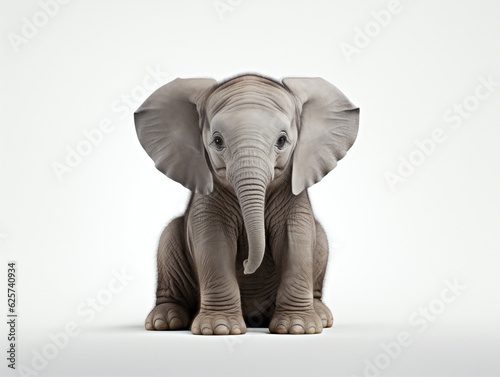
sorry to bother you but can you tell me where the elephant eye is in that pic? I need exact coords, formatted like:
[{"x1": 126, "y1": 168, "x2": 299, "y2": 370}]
[
  {"x1": 213, "y1": 135, "x2": 225, "y2": 151},
  {"x1": 275, "y1": 133, "x2": 288, "y2": 150}
]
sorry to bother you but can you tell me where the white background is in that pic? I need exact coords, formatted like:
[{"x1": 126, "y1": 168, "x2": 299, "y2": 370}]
[{"x1": 1, "y1": 0, "x2": 499, "y2": 376}]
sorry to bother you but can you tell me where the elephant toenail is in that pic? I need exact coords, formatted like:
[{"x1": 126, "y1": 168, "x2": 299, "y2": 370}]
[
  {"x1": 231, "y1": 327, "x2": 242, "y2": 335},
  {"x1": 169, "y1": 317, "x2": 182, "y2": 329},
  {"x1": 275, "y1": 325, "x2": 288, "y2": 334},
  {"x1": 214, "y1": 324, "x2": 230, "y2": 335},
  {"x1": 154, "y1": 319, "x2": 167, "y2": 330},
  {"x1": 202, "y1": 327, "x2": 213, "y2": 335},
  {"x1": 290, "y1": 325, "x2": 305, "y2": 334}
]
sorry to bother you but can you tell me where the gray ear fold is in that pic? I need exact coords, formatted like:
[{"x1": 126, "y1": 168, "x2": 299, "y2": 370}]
[
  {"x1": 134, "y1": 77, "x2": 217, "y2": 195},
  {"x1": 283, "y1": 77, "x2": 360, "y2": 195}
]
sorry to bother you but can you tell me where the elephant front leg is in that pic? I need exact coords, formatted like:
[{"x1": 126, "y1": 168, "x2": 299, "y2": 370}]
[
  {"x1": 189, "y1": 222, "x2": 246, "y2": 335},
  {"x1": 270, "y1": 215, "x2": 323, "y2": 334}
]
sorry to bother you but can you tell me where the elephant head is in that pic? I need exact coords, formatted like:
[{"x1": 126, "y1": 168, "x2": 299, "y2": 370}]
[{"x1": 134, "y1": 74, "x2": 359, "y2": 274}]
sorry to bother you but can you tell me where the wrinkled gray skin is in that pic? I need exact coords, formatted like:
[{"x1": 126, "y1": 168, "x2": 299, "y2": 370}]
[{"x1": 134, "y1": 74, "x2": 359, "y2": 335}]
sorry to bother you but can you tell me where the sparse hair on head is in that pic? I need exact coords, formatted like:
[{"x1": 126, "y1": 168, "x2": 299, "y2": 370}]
[{"x1": 197, "y1": 73, "x2": 298, "y2": 129}]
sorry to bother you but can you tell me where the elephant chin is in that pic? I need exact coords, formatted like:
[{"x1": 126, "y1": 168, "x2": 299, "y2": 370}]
[{"x1": 230, "y1": 162, "x2": 271, "y2": 275}]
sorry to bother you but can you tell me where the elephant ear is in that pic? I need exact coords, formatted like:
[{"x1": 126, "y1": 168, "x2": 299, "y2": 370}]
[
  {"x1": 283, "y1": 77, "x2": 360, "y2": 195},
  {"x1": 134, "y1": 78, "x2": 217, "y2": 195}
]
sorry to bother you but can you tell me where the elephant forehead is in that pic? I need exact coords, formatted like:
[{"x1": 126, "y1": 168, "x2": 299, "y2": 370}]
[
  {"x1": 206, "y1": 79, "x2": 296, "y2": 120},
  {"x1": 210, "y1": 107, "x2": 291, "y2": 133}
]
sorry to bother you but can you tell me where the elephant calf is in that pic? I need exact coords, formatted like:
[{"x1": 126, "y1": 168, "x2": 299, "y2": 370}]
[{"x1": 134, "y1": 74, "x2": 359, "y2": 335}]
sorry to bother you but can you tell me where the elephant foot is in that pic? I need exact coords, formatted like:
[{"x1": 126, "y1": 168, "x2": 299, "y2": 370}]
[
  {"x1": 145, "y1": 303, "x2": 190, "y2": 331},
  {"x1": 313, "y1": 299, "x2": 334, "y2": 328},
  {"x1": 191, "y1": 309, "x2": 247, "y2": 335},
  {"x1": 269, "y1": 307, "x2": 323, "y2": 334}
]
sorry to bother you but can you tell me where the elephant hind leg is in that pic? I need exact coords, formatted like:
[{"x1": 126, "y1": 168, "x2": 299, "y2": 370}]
[
  {"x1": 313, "y1": 220, "x2": 334, "y2": 327},
  {"x1": 145, "y1": 216, "x2": 198, "y2": 331}
]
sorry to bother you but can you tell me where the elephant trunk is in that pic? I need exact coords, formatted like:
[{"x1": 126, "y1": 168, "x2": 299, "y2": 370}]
[{"x1": 229, "y1": 156, "x2": 272, "y2": 275}]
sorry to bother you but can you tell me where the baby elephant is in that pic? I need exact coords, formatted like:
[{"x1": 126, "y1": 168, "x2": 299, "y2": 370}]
[{"x1": 135, "y1": 74, "x2": 359, "y2": 335}]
